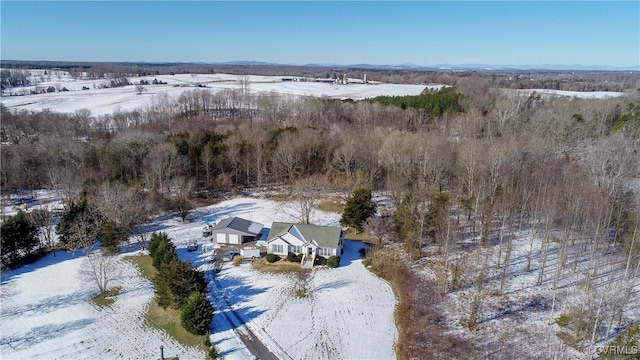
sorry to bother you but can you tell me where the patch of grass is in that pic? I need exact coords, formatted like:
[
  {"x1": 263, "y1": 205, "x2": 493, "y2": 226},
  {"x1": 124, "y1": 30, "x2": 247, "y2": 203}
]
[
  {"x1": 343, "y1": 228, "x2": 375, "y2": 242},
  {"x1": 317, "y1": 197, "x2": 345, "y2": 213},
  {"x1": 252, "y1": 259, "x2": 308, "y2": 274},
  {"x1": 264, "y1": 193, "x2": 294, "y2": 202},
  {"x1": 91, "y1": 287, "x2": 122, "y2": 308},
  {"x1": 147, "y1": 300, "x2": 207, "y2": 351},
  {"x1": 294, "y1": 288, "x2": 309, "y2": 298},
  {"x1": 124, "y1": 254, "x2": 157, "y2": 279},
  {"x1": 124, "y1": 255, "x2": 207, "y2": 352}
]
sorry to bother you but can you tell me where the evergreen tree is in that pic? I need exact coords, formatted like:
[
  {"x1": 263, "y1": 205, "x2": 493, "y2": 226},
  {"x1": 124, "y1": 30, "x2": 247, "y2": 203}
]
[
  {"x1": 340, "y1": 187, "x2": 377, "y2": 232},
  {"x1": 154, "y1": 261, "x2": 207, "y2": 309},
  {"x1": 147, "y1": 231, "x2": 169, "y2": 258},
  {"x1": 0, "y1": 211, "x2": 40, "y2": 266},
  {"x1": 100, "y1": 221, "x2": 126, "y2": 254},
  {"x1": 424, "y1": 192, "x2": 450, "y2": 240},
  {"x1": 180, "y1": 291, "x2": 214, "y2": 335},
  {"x1": 152, "y1": 239, "x2": 179, "y2": 269}
]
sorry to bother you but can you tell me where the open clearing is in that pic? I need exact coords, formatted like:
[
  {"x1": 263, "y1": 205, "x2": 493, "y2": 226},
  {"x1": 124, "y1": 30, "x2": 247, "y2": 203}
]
[{"x1": 1, "y1": 195, "x2": 398, "y2": 359}]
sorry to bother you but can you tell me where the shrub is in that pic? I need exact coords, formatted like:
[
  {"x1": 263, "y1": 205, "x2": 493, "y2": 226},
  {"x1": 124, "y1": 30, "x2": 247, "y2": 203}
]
[
  {"x1": 555, "y1": 313, "x2": 570, "y2": 327},
  {"x1": 327, "y1": 256, "x2": 340, "y2": 268},
  {"x1": 266, "y1": 253, "x2": 279, "y2": 263},
  {"x1": 180, "y1": 291, "x2": 214, "y2": 335},
  {"x1": 286, "y1": 252, "x2": 297, "y2": 262},
  {"x1": 232, "y1": 255, "x2": 243, "y2": 266},
  {"x1": 358, "y1": 248, "x2": 367, "y2": 258},
  {"x1": 314, "y1": 256, "x2": 327, "y2": 266},
  {"x1": 208, "y1": 344, "x2": 220, "y2": 359}
]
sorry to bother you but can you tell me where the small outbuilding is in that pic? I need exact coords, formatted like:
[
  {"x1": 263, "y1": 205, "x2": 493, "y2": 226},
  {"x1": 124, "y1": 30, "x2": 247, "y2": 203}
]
[{"x1": 212, "y1": 217, "x2": 264, "y2": 245}]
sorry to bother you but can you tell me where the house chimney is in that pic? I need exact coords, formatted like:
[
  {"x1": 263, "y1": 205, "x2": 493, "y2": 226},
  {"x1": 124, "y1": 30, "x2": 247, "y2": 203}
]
[{"x1": 160, "y1": 345, "x2": 165, "y2": 360}]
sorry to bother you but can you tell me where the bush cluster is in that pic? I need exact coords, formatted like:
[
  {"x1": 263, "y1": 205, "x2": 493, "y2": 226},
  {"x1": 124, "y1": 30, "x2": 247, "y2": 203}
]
[
  {"x1": 314, "y1": 256, "x2": 327, "y2": 266},
  {"x1": 265, "y1": 253, "x2": 279, "y2": 263},
  {"x1": 326, "y1": 255, "x2": 340, "y2": 268}
]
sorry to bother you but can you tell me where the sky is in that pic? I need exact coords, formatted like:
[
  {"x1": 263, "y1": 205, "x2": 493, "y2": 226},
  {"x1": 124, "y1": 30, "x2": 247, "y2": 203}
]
[{"x1": 1, "y1": 1, "x2": 639, "y2": 69}]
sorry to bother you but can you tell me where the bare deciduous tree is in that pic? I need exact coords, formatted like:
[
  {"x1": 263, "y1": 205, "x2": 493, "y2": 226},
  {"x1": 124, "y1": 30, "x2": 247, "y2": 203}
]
[{"x1": 79, "y1": 253, "x2": 123, "y2": 293}]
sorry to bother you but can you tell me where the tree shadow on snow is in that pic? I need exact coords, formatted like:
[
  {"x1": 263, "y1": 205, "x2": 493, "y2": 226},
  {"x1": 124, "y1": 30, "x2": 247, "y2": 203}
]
[
  {"x1": 0, "y1": 318, "x2": 94, "y2": 351},
  {"x1": 0, "y1": 246, "x2": 92, "y2": 285},
  {"x1": 338, "y1": 240, "x2": 367, "y2": 268},
  {"x1": 2, "y1": 289, "x2": 93, "y2": 320},
  {"x1": 210, "y1": 272, "x2": 269, "y2": 333}
]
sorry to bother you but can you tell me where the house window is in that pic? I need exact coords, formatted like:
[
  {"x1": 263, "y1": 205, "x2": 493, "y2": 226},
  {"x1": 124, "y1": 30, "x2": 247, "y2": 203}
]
[
  {"x1": 318, "y1": 247, "x2": 332, "y2": 257},
  {"x1": 290, "y1": 245, "x2": 302, "y2": 254},
  {"x1": 272, "y1": 244, "x2": 283, "y2": 253}
]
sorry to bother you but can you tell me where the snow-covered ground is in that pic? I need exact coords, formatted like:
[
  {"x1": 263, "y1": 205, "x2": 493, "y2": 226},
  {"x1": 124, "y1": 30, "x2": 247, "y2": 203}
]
[
  {"x1": 1, "y1": 195, "x2": 398, "y2": 360},
  {"x1": 513, "y1": 88, "x2": 625, "y2": 99},
  {"x1": 212, "y1": 239, "x2": 397, "y2": 360},
  {"x1": 0, "y1": 250, "x2": 205, "y2": 359},
  {"x1": 413, "y1": 222, "x2": 640, "y2": 359},
  {"x1": 0, "y1": 70, "x2": 434, "y2": 116}
]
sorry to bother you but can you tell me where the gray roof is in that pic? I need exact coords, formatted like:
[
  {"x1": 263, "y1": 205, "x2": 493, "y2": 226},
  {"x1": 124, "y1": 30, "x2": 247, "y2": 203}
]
[
  {"x1": 212, "y1": 217, "x2": 263, "y2": 236},
  {"x1": 267, "y1": 222, "x2": 343, "y2": 248}
]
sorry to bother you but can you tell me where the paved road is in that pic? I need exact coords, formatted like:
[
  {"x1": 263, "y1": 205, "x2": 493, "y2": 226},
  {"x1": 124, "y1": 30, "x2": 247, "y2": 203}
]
[{"x1": 238, "y1": 329, "x2": 279, "y2": 360}]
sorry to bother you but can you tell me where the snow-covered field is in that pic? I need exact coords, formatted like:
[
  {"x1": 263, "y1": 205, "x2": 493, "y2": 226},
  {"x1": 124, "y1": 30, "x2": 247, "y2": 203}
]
[
  {"x1": 0, "y1": 70, "x2": 434, "y2": 116},
  {"x1": 513, "y1": 88, "x2": 625, "y2": 99},
  {"x1": 213, "y1": 240, "x2": 397, "y2": 360},
  {"x1": 0, "y1": 250, "x2": 205, "y2": 359},
  {"x1": 1, "y1": 195, "x2": 398, "y2": 360}
]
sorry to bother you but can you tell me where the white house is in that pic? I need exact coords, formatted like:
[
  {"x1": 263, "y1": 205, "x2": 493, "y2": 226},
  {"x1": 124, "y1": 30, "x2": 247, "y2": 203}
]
[
  {"x1": 212, "y1": 217, "x2": 264, "y2": 245},
  {"x1": 267, "y1": 222, "x2": 344, "y2": 267}
]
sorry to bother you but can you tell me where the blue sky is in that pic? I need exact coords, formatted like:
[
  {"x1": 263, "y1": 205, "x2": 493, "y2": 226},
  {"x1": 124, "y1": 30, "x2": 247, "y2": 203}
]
[{"x1": 1, "y1": 1, "x2": 638, "y2": 68}]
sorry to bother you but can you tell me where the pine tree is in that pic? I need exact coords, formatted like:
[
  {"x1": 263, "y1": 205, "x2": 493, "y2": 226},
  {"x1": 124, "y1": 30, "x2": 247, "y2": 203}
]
[
  {"x1": 100, "y1": 221, "x2": 126, "y2": 254},
  {"x1": 147, "y1": 232, "x2": 169, "y2": 258},
  {"x1": 154, "y1": 261, "x2": 207, "y2": 309},
  {"x1": 340, "y1": 187, "x2": 377, "y2": 232},
  {"x1": 181, "y1": 291, "x2": 214, "y2": 335},
  {"x1": 0, "y1": 211, "x2": 40, "y2": 266}
]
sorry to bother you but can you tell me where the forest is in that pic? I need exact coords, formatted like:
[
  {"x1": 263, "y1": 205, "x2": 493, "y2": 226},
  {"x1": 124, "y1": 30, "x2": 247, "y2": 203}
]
[{"x1": 1, "y1": 70, "x2": 640, "y2": 358}]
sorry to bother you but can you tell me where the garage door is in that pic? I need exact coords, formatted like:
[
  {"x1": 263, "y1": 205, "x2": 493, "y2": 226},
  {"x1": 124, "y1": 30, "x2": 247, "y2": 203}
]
[
  {"x1": 228, "y1": 234, "x2": 239, "y2": 244},
  {"x1": 216, "y1": 233, "x2": 226, "y2": 243}
]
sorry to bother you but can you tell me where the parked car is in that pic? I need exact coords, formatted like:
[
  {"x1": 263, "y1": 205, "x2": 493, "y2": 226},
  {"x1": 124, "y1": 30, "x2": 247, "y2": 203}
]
[
  {"x1": 187, "y1": 240, "x2": 198, "y2": 252},
  {"x1": 222, "y1": 250, "x2": 240, "y2": 261}
]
